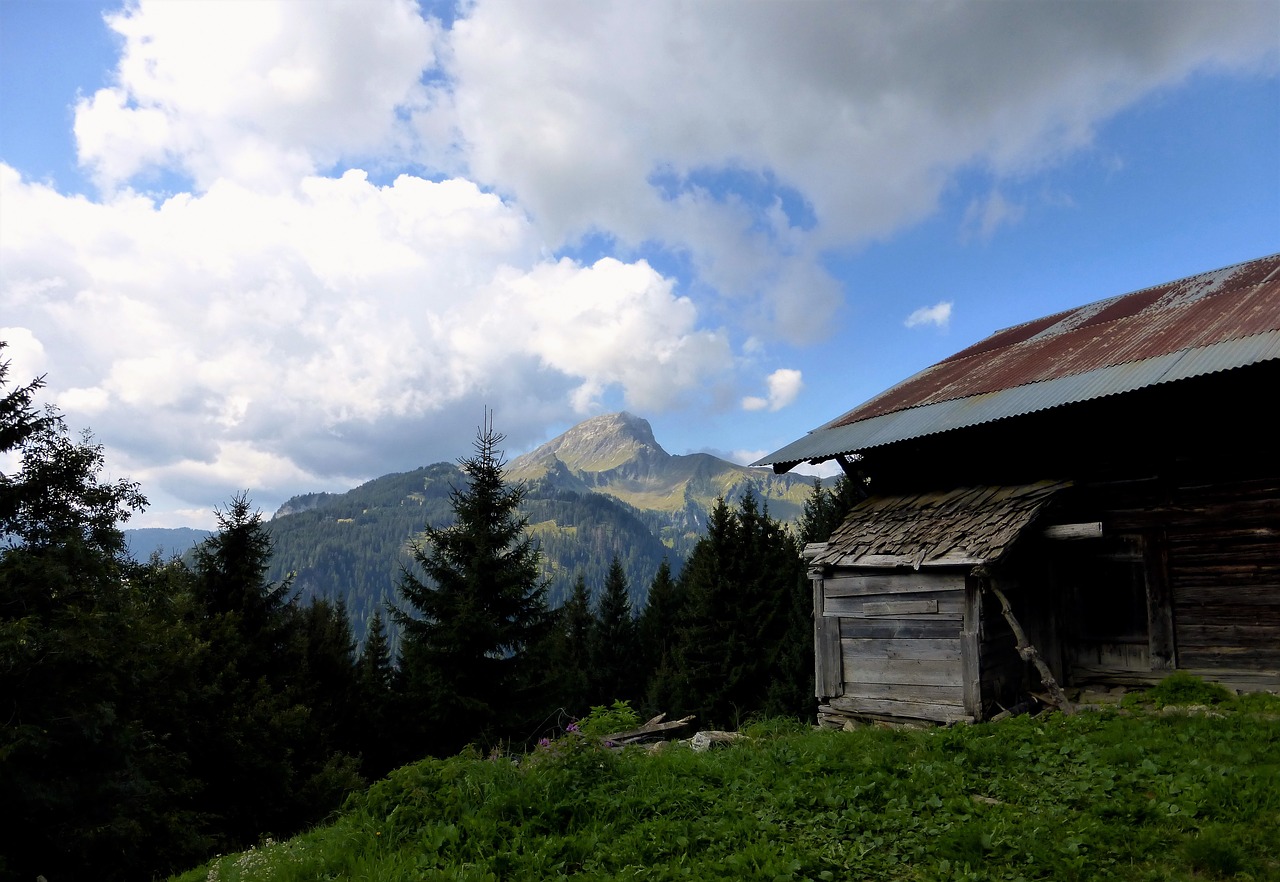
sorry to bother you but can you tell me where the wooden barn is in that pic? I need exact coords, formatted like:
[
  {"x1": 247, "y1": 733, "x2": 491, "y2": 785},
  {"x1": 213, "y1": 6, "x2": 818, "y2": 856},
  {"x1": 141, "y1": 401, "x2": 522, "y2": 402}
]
[{"x1": 755, "y1": 254, "x2": 1280, "y2": 726}]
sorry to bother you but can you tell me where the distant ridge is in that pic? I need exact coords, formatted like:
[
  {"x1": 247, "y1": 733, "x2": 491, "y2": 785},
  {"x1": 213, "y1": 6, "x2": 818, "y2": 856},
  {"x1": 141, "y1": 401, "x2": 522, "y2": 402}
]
[{"x1": 133, "y1": 413, "x2": 817, "y2": 645}]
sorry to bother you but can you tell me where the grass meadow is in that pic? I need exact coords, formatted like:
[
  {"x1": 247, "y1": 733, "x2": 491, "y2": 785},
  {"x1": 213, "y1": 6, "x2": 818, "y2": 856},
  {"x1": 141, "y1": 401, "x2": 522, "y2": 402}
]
[{"x1": 174, "y1": 684, "x2": 1279, "y2": 882}]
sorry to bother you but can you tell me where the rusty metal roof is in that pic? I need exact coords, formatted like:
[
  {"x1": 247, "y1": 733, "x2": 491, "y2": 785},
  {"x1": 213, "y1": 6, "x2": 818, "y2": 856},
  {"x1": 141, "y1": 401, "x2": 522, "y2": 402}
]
[
  {"x1": 811, "y1": 480, "x2": 1068, "y2": 570},
  {"x1": 755, "y1": 254, "x2": 1280, "y2": 470}
]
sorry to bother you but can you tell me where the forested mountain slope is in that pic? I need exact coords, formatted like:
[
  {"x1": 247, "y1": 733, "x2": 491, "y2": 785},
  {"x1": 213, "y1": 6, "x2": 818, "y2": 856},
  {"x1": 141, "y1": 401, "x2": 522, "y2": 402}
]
[{"x1": 250, "y1": 413, "x2": 814, "y2": 644}]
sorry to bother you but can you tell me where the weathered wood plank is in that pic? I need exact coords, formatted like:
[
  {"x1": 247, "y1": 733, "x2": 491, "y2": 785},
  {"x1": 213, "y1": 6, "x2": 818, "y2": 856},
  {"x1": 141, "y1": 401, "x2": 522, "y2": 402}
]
[
  {"x1": 824, "y1": 591, "x2": 964, "y2": 618},
  {"x1": 864, "y1": 599, "x2": 939, "y2": 616},
  {"x1": 843, "y1": 656, "x2": 963, "y2": 687},
  {"x1": 826, "y1": 695, "x2": 974, "y2": 723},
  {"x1": 841, "y1": 637, "x2": 961, "y2": 661},
  {"x1": 962, "y1": 576, "x2": 982, "y2": 718},
  {"x1": 838, "y1": 618, "x2": 962, "y2": 640},
  {"x1": 839, "y1": 681, "x2": 966, "y2": 707},
  {"x1": 814, "y1": 577, "x2": 843, "y2": 699},
  {"x1": 1144, "y1": 529, "x2": 1176, "y2": 672},
  {"x1": 1176, "y1": 623, "x2": 1280, "y2": 648},
  {"x1": 824, "y1": 572, "x2": 965, "y2": 598}
]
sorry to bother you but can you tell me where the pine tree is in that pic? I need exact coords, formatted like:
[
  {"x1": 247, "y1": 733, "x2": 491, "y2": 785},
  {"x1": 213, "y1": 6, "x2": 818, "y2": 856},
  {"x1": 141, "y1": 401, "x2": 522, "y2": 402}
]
[{"x1": 394, "y1": 413, "x2": 552, "y2": 755}]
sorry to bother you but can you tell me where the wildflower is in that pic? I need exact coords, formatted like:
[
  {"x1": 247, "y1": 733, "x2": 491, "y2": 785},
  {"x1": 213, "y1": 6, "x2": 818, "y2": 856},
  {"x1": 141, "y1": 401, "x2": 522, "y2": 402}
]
[
  {"x1": 538, "y1": 737, "x2": 552, "y2": 748},
  {"x1": 566, "y1": 722, "x2": 580, "y2": 733}
]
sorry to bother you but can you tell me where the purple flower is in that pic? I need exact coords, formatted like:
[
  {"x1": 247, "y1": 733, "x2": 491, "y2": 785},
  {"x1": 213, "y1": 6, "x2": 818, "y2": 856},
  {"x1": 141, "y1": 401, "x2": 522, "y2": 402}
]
[
  {"x1": 566, "y1": 723, "x2": 580, "y2": 733},
  {"x1": 538, "y1": 737, "x2": 551, "y2": 748}
]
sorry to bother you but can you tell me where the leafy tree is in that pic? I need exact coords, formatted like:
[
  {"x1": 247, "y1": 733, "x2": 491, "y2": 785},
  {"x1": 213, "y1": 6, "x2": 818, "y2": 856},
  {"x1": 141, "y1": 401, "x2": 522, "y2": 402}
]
[
  {"x1": 394, "y1": 414, "x2": 552, "y2": 756},
  {"x1": 589, "y1": 555, "x2": 641, "y2": 705}
]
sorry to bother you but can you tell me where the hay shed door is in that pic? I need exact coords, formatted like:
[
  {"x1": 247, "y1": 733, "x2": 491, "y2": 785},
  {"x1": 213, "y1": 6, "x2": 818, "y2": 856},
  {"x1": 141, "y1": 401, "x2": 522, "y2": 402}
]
[{"x1": 819, "y1": 570, "x2": 971, "y2": 723}]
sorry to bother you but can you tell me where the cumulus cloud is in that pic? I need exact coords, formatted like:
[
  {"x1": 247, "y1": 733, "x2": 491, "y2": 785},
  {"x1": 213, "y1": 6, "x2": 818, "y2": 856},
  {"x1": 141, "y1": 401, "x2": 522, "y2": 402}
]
[
  {"x1": 743, "y1": 368, "x2": 804, "y2": 412},
  {"x1": 75, "y1": 0, "x2": 439, "y2": 191},
  {"x1": 4, "y1": 0, "x2": 1277, "y2": 523},
  {"x1": 905, "y1": 302, "x2": 953, "y2": 331},
  {"x1": 0, "y1": 162, "x2": 734, "y2": 522}
]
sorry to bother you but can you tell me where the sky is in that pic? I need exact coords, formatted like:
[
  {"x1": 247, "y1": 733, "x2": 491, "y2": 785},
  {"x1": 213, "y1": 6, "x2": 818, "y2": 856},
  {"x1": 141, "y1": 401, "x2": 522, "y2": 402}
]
[{"x1": 1, "y1": 0, "x2": 1277, "y2": 529}]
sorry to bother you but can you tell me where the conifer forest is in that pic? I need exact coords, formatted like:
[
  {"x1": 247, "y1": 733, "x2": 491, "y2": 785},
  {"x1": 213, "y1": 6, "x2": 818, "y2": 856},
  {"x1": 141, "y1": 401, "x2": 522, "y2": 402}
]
[{"x1": 0, "y1": 347, "x2": 860, "y2": 881}]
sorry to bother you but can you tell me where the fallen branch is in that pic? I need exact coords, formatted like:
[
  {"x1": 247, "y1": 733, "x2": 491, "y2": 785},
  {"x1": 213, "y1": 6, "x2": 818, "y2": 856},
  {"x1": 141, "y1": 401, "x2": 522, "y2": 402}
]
[
  {"x1": 602, "y1": 713, "x2": 696, "y2": 745},
  {"x1": 983, "y1": 579, "x2": 1074, "y2": 715}
]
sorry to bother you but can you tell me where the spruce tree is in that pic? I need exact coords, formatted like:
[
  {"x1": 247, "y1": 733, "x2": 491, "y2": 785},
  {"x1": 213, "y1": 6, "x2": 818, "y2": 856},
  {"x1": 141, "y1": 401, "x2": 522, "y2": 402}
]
[
  {"x1": 638, "y1": 558, "x2": 685, "y2": 716},
  {"x1": 667, "y1": 491, "x2": 803, "y2": 727},
  {"x1": 589, "y1": 555, "x2": 639, "y2": 705},
  {"x1": 548, "y1": 573, "x2": 594, "y2": 716},
  {"x1": 394, "y1": 414, "x2": 551, "y2": 755}
]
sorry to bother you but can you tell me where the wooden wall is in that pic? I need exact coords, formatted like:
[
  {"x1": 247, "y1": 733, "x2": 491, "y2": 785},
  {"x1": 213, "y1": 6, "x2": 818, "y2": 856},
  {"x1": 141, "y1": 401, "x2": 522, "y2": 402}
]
[{"x1": 815, "y1": 571, "x2": 973, "y2": 724}]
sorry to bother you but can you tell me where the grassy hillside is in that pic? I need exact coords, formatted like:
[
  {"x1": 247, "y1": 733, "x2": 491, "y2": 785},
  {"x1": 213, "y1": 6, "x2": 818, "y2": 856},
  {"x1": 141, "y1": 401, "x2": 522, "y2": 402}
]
[{"x1": 174, "y1": 689, "x2": 1279, "y2": 882}]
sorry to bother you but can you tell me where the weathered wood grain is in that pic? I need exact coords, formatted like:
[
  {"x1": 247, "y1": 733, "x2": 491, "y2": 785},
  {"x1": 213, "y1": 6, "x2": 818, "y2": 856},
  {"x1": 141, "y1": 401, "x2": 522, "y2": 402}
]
[
  {"x1": 824, "y1": 572, "x2": 965, "y2": 597},
  {"x1": 841, "y1": 637, "x2": 961, "y2": 660},
  {"x1": 839, "y1": 681, "x2": 966, "y2": 707},
  {"x1": 843, "y1": 656, "x2": 963, "y2": 688},
  {"x1": 825, "y1": 695, "x2": 974, "y2": 724}
]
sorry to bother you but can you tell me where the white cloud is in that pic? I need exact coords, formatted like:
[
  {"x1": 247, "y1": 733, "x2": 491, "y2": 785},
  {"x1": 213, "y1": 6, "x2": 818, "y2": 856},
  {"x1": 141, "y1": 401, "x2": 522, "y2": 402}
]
[
  {"x1": 5, "y1": 0, "x2": 1278, "y2": 523},
  {"x1": 0, "y1": 162, "x2": 735, "y2": 516},
  {"x1": 743, "y1": 368, "x2": 804, "y2": 412},
  {"x1": 962, "y1": 191, "x2": 1026, "y2": 242},
  {"x1": 75, "y1": 0, "x2": 439, "y2": 191},
  {"x1": 905, "y1": 302, "x2": 953, "y2": 331}
]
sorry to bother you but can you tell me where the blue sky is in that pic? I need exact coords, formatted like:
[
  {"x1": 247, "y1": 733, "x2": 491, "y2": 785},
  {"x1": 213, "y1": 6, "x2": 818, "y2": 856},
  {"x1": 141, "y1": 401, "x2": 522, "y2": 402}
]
[{"x1": 1, "y1": 0, "x2": 1277, "y2": 528}]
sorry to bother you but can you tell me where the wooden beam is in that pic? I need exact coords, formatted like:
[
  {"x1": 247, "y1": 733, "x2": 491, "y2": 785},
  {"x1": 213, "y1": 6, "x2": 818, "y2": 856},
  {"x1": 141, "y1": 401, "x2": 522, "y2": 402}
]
[{"x1": 1042, "y1": 522, "x2": 1104, "y2": 540}]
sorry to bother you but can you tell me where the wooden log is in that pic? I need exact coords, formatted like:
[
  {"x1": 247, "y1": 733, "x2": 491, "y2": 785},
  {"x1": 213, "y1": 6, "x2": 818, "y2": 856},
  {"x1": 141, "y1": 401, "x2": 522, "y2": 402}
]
[
  {"x1": 602, "y1": 714, "x2": 696, "y2": 744},
  {"x1": 1042, "y1": 522, "x2": 1104, "y2": 540}
]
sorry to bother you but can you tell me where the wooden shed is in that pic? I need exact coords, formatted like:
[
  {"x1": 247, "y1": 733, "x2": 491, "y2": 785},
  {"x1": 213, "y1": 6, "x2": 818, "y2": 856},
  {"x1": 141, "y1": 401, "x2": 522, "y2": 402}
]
[{"x1": 757, "y1": 254, "x2": 1280, "y2": 725}]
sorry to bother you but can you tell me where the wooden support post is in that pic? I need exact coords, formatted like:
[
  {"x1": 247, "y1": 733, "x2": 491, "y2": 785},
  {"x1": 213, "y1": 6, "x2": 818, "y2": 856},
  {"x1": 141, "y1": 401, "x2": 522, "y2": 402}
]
[
  {"x1": 813, "y1": 572, "x2": 843, "y2": 700},
  {"x1": 961, "y1": 575, "x2": 982, "y2": 720},
  {"x1": 980, "y1": 575, "x2": 1074, "y2": 715},
  {"x1": 1144, "y1": 529, "x2": 1177, "y2": 672}
]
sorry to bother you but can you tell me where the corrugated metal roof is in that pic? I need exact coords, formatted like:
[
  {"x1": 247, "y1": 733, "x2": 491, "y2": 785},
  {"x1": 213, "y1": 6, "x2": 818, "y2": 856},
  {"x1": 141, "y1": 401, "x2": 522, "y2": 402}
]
[{"x1": 754, "y1": 254, "x2": 1280, "y2": 470}]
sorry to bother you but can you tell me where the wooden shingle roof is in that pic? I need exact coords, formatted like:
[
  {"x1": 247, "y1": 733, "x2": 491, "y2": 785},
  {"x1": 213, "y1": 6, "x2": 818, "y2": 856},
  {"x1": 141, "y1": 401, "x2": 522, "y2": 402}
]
[{"x1": 811, "y1": 480, "x2": 1068, "y2": 570}]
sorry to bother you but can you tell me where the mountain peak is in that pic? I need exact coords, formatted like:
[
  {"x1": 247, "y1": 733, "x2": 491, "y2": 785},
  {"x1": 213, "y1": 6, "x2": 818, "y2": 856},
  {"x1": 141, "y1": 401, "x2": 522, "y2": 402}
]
[{"x1": 510, "y1": 412, "x2": 668, "y2": 476}]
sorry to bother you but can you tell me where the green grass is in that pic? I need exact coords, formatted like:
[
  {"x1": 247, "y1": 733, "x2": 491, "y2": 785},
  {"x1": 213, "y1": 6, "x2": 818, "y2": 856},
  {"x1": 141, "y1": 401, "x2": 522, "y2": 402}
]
[{"x1": 173, "y1": 694, "x2": 1280, "y2": 882}]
